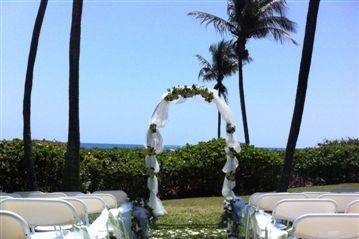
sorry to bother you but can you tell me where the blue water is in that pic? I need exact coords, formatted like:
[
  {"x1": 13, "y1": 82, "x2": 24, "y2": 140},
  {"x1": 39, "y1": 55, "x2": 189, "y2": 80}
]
[
  {"x1": 81, "y1": 143, "x2": 180, "y2": 150},
  {"x1": 81, "y1": 143, "x2": 285, "y2": 151}
]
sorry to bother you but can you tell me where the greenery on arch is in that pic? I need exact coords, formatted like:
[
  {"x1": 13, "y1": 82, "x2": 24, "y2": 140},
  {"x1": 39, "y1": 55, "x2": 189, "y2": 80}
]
[{"x1": 164, "y1": 85, "x2": 214, "y2": 103}]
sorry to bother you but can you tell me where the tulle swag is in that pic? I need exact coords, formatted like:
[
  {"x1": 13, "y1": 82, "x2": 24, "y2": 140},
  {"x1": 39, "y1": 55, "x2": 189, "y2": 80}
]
[{"x1": 145, "y1": 85, "x2": 241, "y2": 216}]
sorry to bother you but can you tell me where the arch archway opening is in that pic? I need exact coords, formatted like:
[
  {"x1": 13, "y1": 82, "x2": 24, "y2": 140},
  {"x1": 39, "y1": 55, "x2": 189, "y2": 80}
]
[{"x1": 144, "y1": 85, "x2": 241, "y2": 217}]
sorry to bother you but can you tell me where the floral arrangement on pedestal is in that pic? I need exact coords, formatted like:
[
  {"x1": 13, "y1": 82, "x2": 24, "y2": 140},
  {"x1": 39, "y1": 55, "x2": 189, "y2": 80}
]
[{"x1": 145, "y1": 85, "x2": 241, "y2": 217}]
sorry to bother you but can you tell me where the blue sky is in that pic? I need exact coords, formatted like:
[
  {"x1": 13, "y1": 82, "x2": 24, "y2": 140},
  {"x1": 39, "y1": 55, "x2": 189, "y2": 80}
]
[{"x1": 1, "y1": 0, "x2": 358, "y2": 148}]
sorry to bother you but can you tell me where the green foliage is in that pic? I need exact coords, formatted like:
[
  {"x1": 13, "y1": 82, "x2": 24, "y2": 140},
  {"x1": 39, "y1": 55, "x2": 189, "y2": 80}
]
[
  {"x1": 0, "y1": 139, "x2": 66, "y2": 192},
  {"x1": 0, "y1": 138, "x2": 358, "y2": 198},
  {"x1": 292, "y1": 139, "x2": 359, "y2": 186},
  {"x1": 236, "y1": 144, "x2": 283, "y2": 193},
  {"x1": 164, "y1": 85, "x2": 214, "y2": 103}
]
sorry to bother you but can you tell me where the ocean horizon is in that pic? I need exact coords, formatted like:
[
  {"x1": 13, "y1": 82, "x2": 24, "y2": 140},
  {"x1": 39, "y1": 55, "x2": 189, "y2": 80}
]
[
  {"x1": 81, "y1": 143, "x2": 181, "y2": 150},
  {"x1": 81, "y1": 142, "x2": 285, "y2": 151}
]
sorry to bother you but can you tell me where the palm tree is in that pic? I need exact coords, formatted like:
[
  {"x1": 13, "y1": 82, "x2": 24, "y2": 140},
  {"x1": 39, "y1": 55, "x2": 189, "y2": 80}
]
[
  {"x1": 278, "y1": 0, "x2": 320, "y2": 192},
  {"x1": 189, "y1": 0, "x2": 296, "y2": 144},
  {"x1": 196, "y1": 40, "x2": 238, "y2": 138},
  {"x1": 22, "y1": 0, "x2": 48, "y2": 191},
  {"x1": 63, "y1": 0, "x2": 83, "y2": 191}
]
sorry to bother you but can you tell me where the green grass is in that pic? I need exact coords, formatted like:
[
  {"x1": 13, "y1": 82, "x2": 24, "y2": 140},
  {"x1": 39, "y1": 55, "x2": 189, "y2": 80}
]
[
  {"x1": 288, "y1": 183, "x2": 359, "y2": 192},
  {"x1": 150, "y1": 183, "x2": 359, "y2": 238}
]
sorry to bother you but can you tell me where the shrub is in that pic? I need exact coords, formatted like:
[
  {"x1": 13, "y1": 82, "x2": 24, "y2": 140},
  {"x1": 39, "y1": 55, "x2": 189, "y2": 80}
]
[
  {"x1": 292, "y1": 139, "x2": 359, "y2": 186},
  {"x1": 0, "y1": 138, "x2": 358, "y2": 199}
]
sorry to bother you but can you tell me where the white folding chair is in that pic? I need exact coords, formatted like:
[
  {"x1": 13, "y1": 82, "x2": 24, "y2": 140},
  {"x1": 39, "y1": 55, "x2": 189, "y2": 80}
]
[
  {"x1": 256, "y1": 193, "x2": 308, "y2": 212},
  {"x1": 272, "y1": 199, "x2": 337, "y2": 222},
  {"x1": 302, "y1": 191, "x2": 326, "y2": 198},
  {"x1": 93, "y1": 190, "x2": 128, "y2": 206},
  {"x1": 248, "y1": 192, "x2": 268, "y2": 206},
  {"x1": 14, "y1": 191, "x2": 44, "y2": 198},
  {"x1": 0, "y1": 198, "x2": 79, "y2": 238},
  {"x1": 61, "y1": 191, "x2": 84, "y2": 196},
  {"x1": 27, "y1": 192, "x2": 67, "y2": 198},
  {"x1": 75, "y1": 196, "x2": 113, "y2": 238},
  {"x1": 319, "y1": 193, "x2": 359, "y2": 212},
  {"x1": 0, "y1": 192, "x2": 22, "y2": 198},
  {"x1": 62, "y1": 197, "x2": 89, "y2": 226},
  {"x1": 91, "y1": 193, "x2": 118, "y2": 209},
  {"x1": 265, "y1": 199, "x2": 336, "y2": 239},
  {"x1": 75, "y1": 196, "x2": 106, "y2": 215},
  {"x1": 0, "y1": 210, "x2": 31, "y2": 239},
  {"x1": 246, "y1": 193, "x2": 308, "y2": 239},
  {"x1": 346, "y1": 199, "x2": 359, "y2": 213},
  {"x1": 293, "y1": 213, "x2": 359, "y2": 239}
]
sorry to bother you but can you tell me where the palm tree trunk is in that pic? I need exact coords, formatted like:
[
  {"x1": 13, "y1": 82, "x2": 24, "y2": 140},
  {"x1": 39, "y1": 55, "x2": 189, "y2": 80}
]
[
  {"x1": 63, "y1": 0, "x2": 83, "y2": 191},
  {"x1": 278, "y1": 0, "x2": 320, "y2": 192},
  {"x1": 217, "y1": 90, "x2": 221, "y2": 138},
  {"x1": 22, "y1": 0, "x2": 48, "y2": 191},
  {"x1": 237, "y1": 44, "x2": 250, "y2": 145}
]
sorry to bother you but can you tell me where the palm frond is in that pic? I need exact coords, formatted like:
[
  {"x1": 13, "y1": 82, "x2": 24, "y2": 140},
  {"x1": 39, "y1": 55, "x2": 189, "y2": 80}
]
[
  {"x1": 258, "y1": 16, "x2": 296, "y2": 32},
  {"x1": 188, "y1": 11, "x2": 232, "y2": 34},
  {"x1": 196, "y1": 54, "x2": 212, "y2": 69},
  {"x1": 250, "y1": 26, "x2": 297, "y2": 44},
  {"x1": 258, "y1": 0, "x2": 287, "y2": 17},
  {"x1": 198, "y1": 68, "x2": 217, "y2": 82}
]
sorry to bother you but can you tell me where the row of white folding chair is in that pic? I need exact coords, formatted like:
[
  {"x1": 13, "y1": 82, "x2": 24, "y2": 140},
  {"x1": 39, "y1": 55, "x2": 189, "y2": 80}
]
[
  {"x1": 272, "y1": 199, "x2": 337, "y2": 222},
  {"x1": 0, "y1": 195, "x2": 101, "y2": 224},
  {"x1": 270, "y1": 199, "x2": 359, "y2": 238},
  {"x1": 4, "y1": 190, "x2": 127, "y2": 206},
  {"x1": 0, "y1": 197, "x2": 110, "y2": 238},
  {"x1": 24, "y1": 192, "x2": 118, "y2": 210},
  {"x1": 0, "y1": 198, "x2": 79, "y2": 238},
  {"x1": 319, "y1": 193, "x2": 359, "y2": 212},
  {"x1": 255, "y1": 193, "x2": 309, "y2": 212},
  {"x1": 250, "y1": 192, "x2": 359, "y2": 213},
  {"x1": 293, "y1": 213, "x2": 359, "y2": 239},
  {"x1": 0, "y1": 210, "x2": 31, "y2": 239}
]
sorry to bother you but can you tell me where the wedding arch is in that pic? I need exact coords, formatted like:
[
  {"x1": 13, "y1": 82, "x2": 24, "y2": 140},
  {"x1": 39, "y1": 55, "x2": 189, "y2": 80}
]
[{"x1": 144, "y1": 85, "x2": 241, "y2": 216}]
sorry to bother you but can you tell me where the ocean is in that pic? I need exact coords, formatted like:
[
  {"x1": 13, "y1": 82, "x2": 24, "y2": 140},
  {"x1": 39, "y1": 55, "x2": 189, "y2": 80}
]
[
  {"x1": 81, "y1": 143, "x2": 180, "y2": 150},
  {"x1": 81, "y1": 143, "x2": 284, "y2": 151}
]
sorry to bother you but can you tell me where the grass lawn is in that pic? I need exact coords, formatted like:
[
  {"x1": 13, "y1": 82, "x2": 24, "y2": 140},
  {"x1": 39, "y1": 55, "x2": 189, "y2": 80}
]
[{"x1": 150, "y1": 183, "x2": 359, "y2": 238}]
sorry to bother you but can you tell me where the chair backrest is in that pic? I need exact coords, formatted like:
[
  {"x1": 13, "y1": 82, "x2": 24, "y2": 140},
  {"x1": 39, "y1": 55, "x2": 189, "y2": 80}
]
[
  {"x1": 27, "y1": 192, "x2": 67, "y2": 198},
  {"x1": 14, "y1": 191, "x2": 44, "y2": 197},
  {"x1": 1, "y1": 196, "x2": 11, "y2": 201},
  {"x1": 303, "y1": 191, "x2": 326, "y2": 198},
  {"x1": 0, "y1": 192, "x2": 22, "y2": 198},
  {"x1": 75, "y1": 196, "x2": 106, "y2": 214},
  {"x1": 272, "y1": 199, "x2": 337, "y2": 221},
  {"x1": 91, "y1": 193, "x2": 117, "y2": 209},
  {"x1": 0, "y1": 210, "x2": 31, "y2": 239},
  {"x1": 294, "y1": 214, "x2": 359, "y2": 239},
  {"x1": 256, "y1": 193, "x2": 308, "y2": 211},
  {"x1": 93, "y1": 190, "x2": 128, "y2": 205},
  {"x1": 62, "y1": 197, "x2": 87, "y2": 218},
  {"x1": 62, "y1": 191, "x2": 84, "y2": 196},
  {"x1": 346, "y1": 200, "x2": 359, "y2": 213},
  {"x1": 0, "y1": 198, "x2": 78, "y2": 227},
  {"x1": 249, "y1": 192, "x2": 267, "y2": 206},
  {"x1": 319, "y1": 193, "x2": 359, "y2": 212}
]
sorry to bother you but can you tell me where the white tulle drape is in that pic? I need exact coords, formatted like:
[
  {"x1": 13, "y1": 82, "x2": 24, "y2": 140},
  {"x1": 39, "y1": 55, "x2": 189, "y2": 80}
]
[
  {"x1": 150, "y1": 99, "x2": 169, "y2": 128},
  {"x1": 145, "y1": 88, "x2": 241, "y2": 216},
  {"x1": 145, "y1": 125, "x2": 167, "y2": 216}
]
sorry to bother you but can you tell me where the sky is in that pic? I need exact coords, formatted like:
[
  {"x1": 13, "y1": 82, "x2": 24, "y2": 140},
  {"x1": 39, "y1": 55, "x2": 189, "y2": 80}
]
[{"x1": 1, "y1": 0, "x2": 358, "y2": 148}]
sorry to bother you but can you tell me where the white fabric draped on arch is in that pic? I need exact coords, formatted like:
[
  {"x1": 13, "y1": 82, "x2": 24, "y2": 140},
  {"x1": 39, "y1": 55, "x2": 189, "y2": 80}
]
[{"x1": 145, "y1": 85, "x2": 241, "y2": 217}]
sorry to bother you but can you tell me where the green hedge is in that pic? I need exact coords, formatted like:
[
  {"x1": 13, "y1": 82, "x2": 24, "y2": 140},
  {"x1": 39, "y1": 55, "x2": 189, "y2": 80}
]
[{"x1": 0, "y1": 138, "x2": 358, "y2": 199}]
